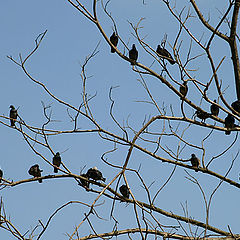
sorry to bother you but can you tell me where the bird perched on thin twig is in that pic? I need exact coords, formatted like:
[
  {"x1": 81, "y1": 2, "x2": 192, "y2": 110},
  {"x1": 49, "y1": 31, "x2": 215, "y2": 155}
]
[
  {"x1": 119, "y1": 184, "x2": 130, "y2": 199},
  {"x1": 110, "y1": 32, "x2": 118, "y2": 53},
  {"x1": 231, "y1": 100, "x2": 240, "y2": 114},
  {"x1": 86, "y1": 167, "x2": 106, "y2": 182},
  {"x1": 179, "y1": 81, "x2": 188, "y2": 99},
  {"x1": 195, "y1": 110, "x2": 209, "y2": 122},
  {"x1": 210, "y1": 100, "x2": 219, "y2": 117},
  {"x1": 9, "y1": 105, "x2": 18, "y2": 127},
  {"x1": 224, "y1": 114, "x2": 235, "y2": 135},
  {"x1": 28, "y1": 164, "x2": 43, "y2": 183},
  {"x1": 156, "y1": 45, "x2": 175, "y2": 65},
  {"x1": 129, "y1": 44, "x2": 138, "y2": 65},
  {"x1": 189, "y1": 154, "x2": 200, "y2": 172},
  {"x1": 0, "y1": 169, "x2": 3, "y2": 183},
  {"x1": 80, "y1": 173, "x2": 90, "y2": 189},
  {"x1": 52, "y1": 152, "x2": 61, "y2": 173}
]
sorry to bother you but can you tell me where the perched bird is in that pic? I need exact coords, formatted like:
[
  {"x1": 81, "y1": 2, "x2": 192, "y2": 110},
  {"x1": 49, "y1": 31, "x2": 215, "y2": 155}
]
[
  {"x1": 86, "y1": 167, "x2": 106, "y2": 182},
  {"x1": 156, "y1": 45, "x2": 175, "y2": 65},
  {"x1": 224, "y1": 114, "x2": 235, "y2": 135},
  {"x1": 129, "y1": 44, "x2": 138, "y2": 65},
  {"x1": 110, "y1": 32, "x2": 118, "y2": 53},
  {"x1": 119, "y1": 184, "x2": 130, "y2": 199},
  {"x1": 195, "y1": 110, "x2": 209, "y2": 122},
  {"x1": 0, "y1": 169, "x2": 3, "y2": 183},
  {"x1": 28, "y1": 164, "x2": 43, "y2": 183},
  {"x1": 9, "y1": 105, "x2": 18, "y2": 127},
  {"x1": 52, "y1": 152, "x2": 61, "y2": 173},
  {"x1": 210, "y1": 100, "x2": 219, "y2": 117},
  {"x1": 80, "y1": 173, "x2": 90, "y2": 188},
  {"x1": 231, "y1": 100, "x2": 240, "y2": 114},
  {"x1": 189, "y1": 154, "x2": 200, "y2": 172},
  {"x1": 179, "y1": 81, "x2": 188, "y2": 99}
]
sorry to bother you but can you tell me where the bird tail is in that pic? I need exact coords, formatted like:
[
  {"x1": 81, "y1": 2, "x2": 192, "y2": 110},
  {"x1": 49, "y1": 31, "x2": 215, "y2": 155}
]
[
  {"x1": 102, "y1": 177, "x2": 106, "y2": 182},
  {"x1": 169, "y1": 59, "x2": 176, "y2": 65},
  {"x1": 111, "y1": 47, "x2": 116, "y2": 53},
  {"x1": 10, "y1": 120, "x2": 15, "y2": 126},
  {"x1": 38, "y1": 179, "x2": 42, "y2": 183},
  {"x1": 225, "y1": 130, "x2": 231, "y2": 135},
  {"x1": 54, "y1": 167, "x2": 58, "y2": 173}
]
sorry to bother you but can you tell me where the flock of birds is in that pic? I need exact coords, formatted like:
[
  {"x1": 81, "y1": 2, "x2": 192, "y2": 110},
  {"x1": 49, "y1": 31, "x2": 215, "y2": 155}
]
[
  {"x1": 110, "y1": 31, "x2": 240, "y2": 135},
  {"x1": 4, "y1": 34, "x2": 239, "y2": 198}
]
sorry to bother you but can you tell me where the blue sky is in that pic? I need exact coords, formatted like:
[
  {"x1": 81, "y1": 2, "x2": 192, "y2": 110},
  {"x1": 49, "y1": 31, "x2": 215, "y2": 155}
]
[{"x1": 0, "y1": 0, "x2": 239, "y2": 239}]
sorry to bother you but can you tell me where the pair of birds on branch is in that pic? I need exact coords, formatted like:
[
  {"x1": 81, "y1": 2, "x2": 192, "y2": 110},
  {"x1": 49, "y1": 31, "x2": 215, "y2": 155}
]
[
  {"x1": 79, "y1": 167, "x2": 106, "y2": 189},
  {"x1": 109, "y1": 32, "x2": 175, "y2": 65},
  {"x1": 28, "y1": 152, "x2": 62, "y2": 183}
]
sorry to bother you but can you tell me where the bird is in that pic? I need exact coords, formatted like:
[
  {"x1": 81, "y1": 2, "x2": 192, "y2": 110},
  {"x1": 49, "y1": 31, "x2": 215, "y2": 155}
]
[
  {"x1": 231, "y1": 100, "x2": 240, "y2": 114},
  {"x1": 210, "y1": 100, "x2": 219, "y2": 117},
  {"x1": 224, "y1": 114, "x2": 235, "y2": 135},
  {"x1": 0, "y1": 169, "x2": 3, "y2": 183},
  {"x1": 52, "y1": 152, "x2": 61, "y2": 173},
  {"x1": 129, "y1": 44, "x2": 138, "y2": 65},
  {"x1": 86, "y1": 167, "x2": 106, "y2": 182},
  {"x1": 110, "y1": 32, "x2": 118, "y2": 53},
  {"x1": 195, "y1": 110, "x2": 209, "y2": 122},
  {"x1": 9, "y1": 105, "x2": 18, "y2": 127},
  {"x1": 28, "y1": 164, "x2": 43, "y2": 183},
  {"x1": 189, "y1": 154, "x2": 200, "y2": 172},
  {"x1": 179, "y1": 81, "x2": 188, "y2": 99},
  {"x1": 80, "y1": 173, "x2": 90, "y2": 188},
  {"x1": 156, "y1": 45, "x2": 175, "y2": 65},
  {"x1": 119, "y1": 184, "x2": 130, "y2": 199}
]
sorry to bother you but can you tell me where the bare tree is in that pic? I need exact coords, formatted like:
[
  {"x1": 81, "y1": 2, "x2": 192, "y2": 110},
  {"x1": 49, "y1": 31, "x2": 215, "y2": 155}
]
[{"x1": 1, "y1": 0, "x2": 240, "y2": 239}]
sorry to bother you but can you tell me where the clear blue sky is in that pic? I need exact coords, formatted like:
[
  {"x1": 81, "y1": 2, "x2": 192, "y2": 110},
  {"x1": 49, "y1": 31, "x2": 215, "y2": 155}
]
[{"x1": 0, "y1": 0, "x2": 239, "y2": 239}]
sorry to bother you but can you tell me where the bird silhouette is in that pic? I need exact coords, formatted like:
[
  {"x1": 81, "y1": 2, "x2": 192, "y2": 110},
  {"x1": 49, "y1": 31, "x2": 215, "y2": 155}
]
[
  {"x1": 9, "y1": 105, "x2": 18, "y2": 127},
  {"x1": 129, "y1": 44, "x2": 138, "y2": 65},
  {"x1": 86, "y1": 167, "x2": 106, "y2": 182},
  {"x1": 110, "y1": 32, "x2": 118, "y2": 53},
  {"x1": 0, "y1": 169, "x2": 3, "y2": 183},
  {"x1": 231, "y1": 100, "x2": 240, "y2": 114},
  {"x1": 189, "y1": 154, "x2": 200, "y2": 172},
  {"x1": 119, "y1": 184, "x2": 130, "y2": 199},
  {"x1": 210, "y1": 100, "x2": 219, "y2": 117},
  {"x1": 179, "y1": 81, "x2": 188, "y2": 99},
  {"x1": 224, "y1": 114, "x2": 235, "y2": 135},
  {"x1": 52, "y1": 152, "x2": 61, "y2": 173},
  {"x1": 195, "y1": 110, "x2": 209, "y2": 122},
  {"x1": 156, "y1": 45, "x2": 175, "y2": 65},
  {"x1": 80, "y1": 173, "x2": 90, "y2": 188},
  {"x1": 28, "y1": 164, "x2": 43, "y2": 183}
]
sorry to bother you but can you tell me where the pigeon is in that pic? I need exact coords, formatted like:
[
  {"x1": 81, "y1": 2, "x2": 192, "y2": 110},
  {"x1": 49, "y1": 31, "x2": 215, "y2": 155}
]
[
  {"x1": 231, "y1": 100, "x2": 240, "y2": 114},
  {"x1": 28, "y1": 164, "x2": 43, "y2": 183},
  {"x1": 195, "y1": 110, "x2": 209, "y2": 122},
  {"x1": 129, "y1": 44, "x2": 138, "y2": 65},
  {"x1": 119, "y1": 184, "x2": 130, "y2": 199},
  {"x1": 86, "y1": 167, "x2": 106, "y2": 182},
  {"x1": 179, "y1": 81, "x2": 188, "y2": 99},
  {"x1": 52, "y1": 152, "x2": 61, "y2": 173},
  {"x1": 189, "y1": 154, "x2": 200, "y2": 172},
  {"x1": 210, "y1": 100, "x2": 219, "y2": 117},
  {"x1": 0, "y1": 169, "x2": 3, "y2": 183},
  {"x1": 80, "y1": 173, "x2": 90, "y2": 188},
  {"x1": 110, "y1": 32, "x2": 118, "y2": 53},
  {"x1": 9, "y1": 105, "x2": 18, "y2": 127},
  {"x1": 156, "y1": 45, "x2": 175, "y2": 65},
  {"x1": 224, "y1": 114, "x2": 235, "y2": 135}
]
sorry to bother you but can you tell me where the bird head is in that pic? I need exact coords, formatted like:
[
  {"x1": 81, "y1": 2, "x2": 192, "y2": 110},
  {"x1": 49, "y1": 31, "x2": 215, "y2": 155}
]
[
  {"x1": 9, "y1": 105, "x2": 15, "y2": 109},
  {"x1": 56, "y1": 152, "x2": 60, "y2": 156},
  {"x1": 191, "y1": 154, "x2": 196, "y2": 158},
  {"x1": 93, "y1": 166, "x2": 98, "y2": 170}
]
